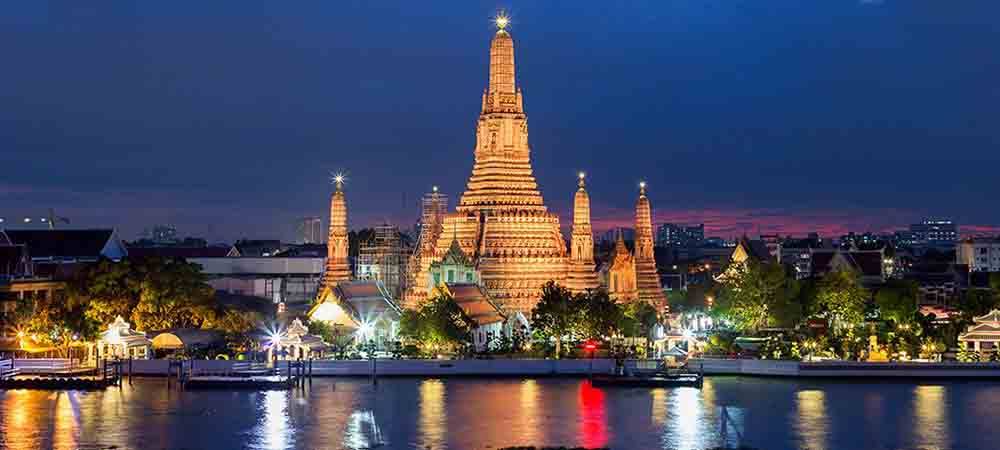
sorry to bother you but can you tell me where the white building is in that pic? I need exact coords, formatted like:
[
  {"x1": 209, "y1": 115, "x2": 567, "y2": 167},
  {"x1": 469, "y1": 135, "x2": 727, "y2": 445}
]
[
  {"x1": 957, "y1": 239, "x2": 1000, "y2": 272},
  {"x1": 191, "y1": 256, "x2": 325, "y2": 307}
]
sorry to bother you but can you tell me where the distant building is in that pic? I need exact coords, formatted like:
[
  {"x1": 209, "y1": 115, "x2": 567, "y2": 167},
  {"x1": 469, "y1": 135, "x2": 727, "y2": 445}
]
[
  {"x1": 356, "y1": 223, "x2": 410, "y2": 299},
  {"x1": 228, "y1": 240, "x2": 285, "y2": 257},
  {"x1": 599, "y1": 227, "x2": 634, "y2": 244},
  {"x1": 893, "y1": 230, "x2": 920, "y2": 248},
  {"x1": 192, "y1": 256, "x2": 325, "y2": 314},
  {"x1": 910, "y1": 219, "x2": 959, "y2": 247},
  {"x1": 957, "y1": 238, "x2": 1000, "y2": 272},
  {"x1": 656, "y1": 223, "x2": 704, "y2": 248}
]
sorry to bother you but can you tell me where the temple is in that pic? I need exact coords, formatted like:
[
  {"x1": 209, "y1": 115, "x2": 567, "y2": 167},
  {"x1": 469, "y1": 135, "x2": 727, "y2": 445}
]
[
  {"x1": 599, "y1": 183, "x2": 668, "y2": 310},
  {"x1": 322, "y1": 175, "x2": 351, "y2": 288},
  {"x1": 405, "y1": 19, "x2": 572, "y2": 314},
  {"x1": 634, "y1": 182, "x2": 668, "y2": 309},
  {"x1": 564, "y1": 173, "x2": 600, "y2": 293}
]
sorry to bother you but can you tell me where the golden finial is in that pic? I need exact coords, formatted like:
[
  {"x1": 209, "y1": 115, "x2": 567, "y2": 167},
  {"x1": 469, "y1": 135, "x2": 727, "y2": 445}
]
[
  {"x1": 494, "y1": 11, "x2": 510, "y2": 31},
  {"x1": 639, "y1": 181, "x2": 647, "y2": 196},
  {"x1": 432, "y1": 185, "x2": 439, "y2": 193},
  {"x1": 578, "y1": 172, "x2": 586, "y2": 189}
]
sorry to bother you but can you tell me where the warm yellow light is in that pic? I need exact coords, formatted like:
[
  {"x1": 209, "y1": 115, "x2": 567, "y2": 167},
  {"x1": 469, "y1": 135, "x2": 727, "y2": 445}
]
[{"x1": 495, "y1": 13, "x2": 510, "y2": 31}]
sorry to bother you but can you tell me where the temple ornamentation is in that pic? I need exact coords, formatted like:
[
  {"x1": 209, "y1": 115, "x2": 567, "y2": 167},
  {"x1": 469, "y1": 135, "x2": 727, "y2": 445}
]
[
  {"x1": 604, "y1": 230, "x2": 638, "y2": 301},
  {"x1": 403, "y1": 20, "x2": 661, "y2": 315},
  {"x1": 322, "y1": 174, "x2": 351, "y2": 288},
  {"x1": 405, "y1": 21, "x2": 570, "y2": 315},
  {"x1": 565, "y1": 173, "x2": 600, "y2": 293},
  {"x1": 634, "y1": 182, "x2": 668, "y2": 310}
]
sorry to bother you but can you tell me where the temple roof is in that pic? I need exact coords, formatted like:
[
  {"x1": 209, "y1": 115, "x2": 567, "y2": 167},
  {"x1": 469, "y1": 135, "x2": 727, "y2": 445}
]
[
  {"x1": 973, "y1": 309, "x2": 1000, "y2": 324},
  {"x1": 440, "y1": 283, "x2": 506, "y2": 326}
]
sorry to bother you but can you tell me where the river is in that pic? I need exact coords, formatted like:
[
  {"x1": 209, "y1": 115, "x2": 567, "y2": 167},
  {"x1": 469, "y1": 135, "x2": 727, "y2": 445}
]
[{"x1": 1, "y1": 376, "x2": 997, "y2": 449}]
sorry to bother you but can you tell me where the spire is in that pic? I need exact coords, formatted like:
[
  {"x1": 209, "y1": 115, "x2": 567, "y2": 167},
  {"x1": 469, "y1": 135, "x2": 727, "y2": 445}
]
[
  {"x1": 323, "y1": 172, "x2": 351, "y2": 288},
  {"x1": 615, "y1": 229, "x2": 628, "y2": 254},
  {"x1": 489, "y1": 12, "x2": 516, "y2": 96}
]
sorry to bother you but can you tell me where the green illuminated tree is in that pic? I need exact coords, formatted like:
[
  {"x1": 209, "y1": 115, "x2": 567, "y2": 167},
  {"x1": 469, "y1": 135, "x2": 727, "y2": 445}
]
[
  {"x1": 815, "y1": 269, "x2": 869, "y2": 333},
  {"x1": 530, "y1": 281, "x2": 578, "y2": 358},
  {"x1": 875, "y1": 280, "x2": 919, "y2": 325},
  {"x1": 716, "y1": 261, "x2": 800, "y2": 333}
]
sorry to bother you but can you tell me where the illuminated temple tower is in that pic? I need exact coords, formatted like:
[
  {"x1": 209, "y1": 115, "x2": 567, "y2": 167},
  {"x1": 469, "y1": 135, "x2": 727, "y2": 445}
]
[
  {"x1": 407, "y1": 17, "x2": 571, "y2": 314},
  {"x1": 322, "y1": 175, "x2": 351, "y2": 288},
  {"x1": 633, "y1": 182, "x2": 668, "y2": 309},
  {"x1": 565, "y1": 173, "x2": 600, "y2": 293}
]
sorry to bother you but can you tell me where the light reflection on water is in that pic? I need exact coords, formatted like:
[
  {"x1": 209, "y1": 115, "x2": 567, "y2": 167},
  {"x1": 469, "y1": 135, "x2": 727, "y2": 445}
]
[
  {"x1": 418, "y1": 379, "x2": 446, "y2": 449},
  {"x1": 795, "y1": 389, "x2": 829, "y2": 450},
  {"x1": 913, "y1": 385, "x2": 948, "y2": 450},
  {"x1": 0, "y1": 377, "x2": 998, "y2": 450},
  {"x1": 255, "y1": 390, "x2": 292, "y2": 450}
]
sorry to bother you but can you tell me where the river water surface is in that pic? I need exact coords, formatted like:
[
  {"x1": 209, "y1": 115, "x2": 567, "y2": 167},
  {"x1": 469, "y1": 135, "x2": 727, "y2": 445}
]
[{"x1": 1, "y1": 376, "x2": 997, "y2": 449}]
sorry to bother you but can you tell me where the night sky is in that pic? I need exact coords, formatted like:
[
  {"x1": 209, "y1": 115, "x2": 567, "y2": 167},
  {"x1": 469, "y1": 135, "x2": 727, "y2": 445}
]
[{"x1": 3, "y1": 1, "x2": 999, "y2": 243}]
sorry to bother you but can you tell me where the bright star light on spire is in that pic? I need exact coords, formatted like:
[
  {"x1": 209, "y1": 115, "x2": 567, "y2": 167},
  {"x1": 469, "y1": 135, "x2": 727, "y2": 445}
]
[
  {"x1": 331, "y1": 171, "x2": 347, "y2": 188},
  {"x1": 494, "y1": 11, "x2": 510, "y2": 31}
]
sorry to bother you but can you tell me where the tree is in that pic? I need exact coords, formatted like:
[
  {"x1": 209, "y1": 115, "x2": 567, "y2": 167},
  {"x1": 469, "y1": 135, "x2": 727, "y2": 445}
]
[
  {"x1": 130, "y1": 258, "x2": 216, "y2": 331},
  {"x1": 875, "y1": 280, "x2": 919, "y2": 325},
  {"x1": 78, "y1": 258, "x2": 144, "y2": 325},
  {"x1": 530, "y1": 281, "x2": 578, "y2": 358},
  {"x1": 716, "y1": 261, "x2": 800, "y2": 333},
  {"x1": 398, "y1": 292, "x2": 475, "y2": 354},
  {"x1": 14, "y1": 290, "x2": 97, "y2": 357},
  {"x1": 815, "y1": 269, "x2": 869, "y2": 333},
  {"x1": 209, "y1": 309, "x2": 262, "y2": 351},
  {"x1": 576, "y1": 289, "x2": 623, "y2": 340}
]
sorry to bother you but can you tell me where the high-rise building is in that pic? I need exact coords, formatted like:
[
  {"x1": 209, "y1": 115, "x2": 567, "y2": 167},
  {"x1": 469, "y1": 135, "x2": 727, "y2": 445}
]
[
  {"x1": 910, "y1": 219, "x2": 959, "y2": 246},
  {"x1": 957, "y1": 238, "x2": 1000, "y2": 272},
  {"x1": 656, "y1": 223, "x2": 704, "y2": 248}
]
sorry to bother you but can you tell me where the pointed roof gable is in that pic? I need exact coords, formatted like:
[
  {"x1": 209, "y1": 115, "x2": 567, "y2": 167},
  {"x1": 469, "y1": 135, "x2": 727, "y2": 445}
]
[
  {"x1": 439, "y1": 238, "x2": 473, "y2": 267},
  {"x1": 309, "y1": 280, "x2": 402, "y2": 328}
]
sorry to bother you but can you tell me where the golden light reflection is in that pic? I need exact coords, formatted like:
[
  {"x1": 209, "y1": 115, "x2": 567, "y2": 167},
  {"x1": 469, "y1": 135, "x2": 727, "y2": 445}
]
[
  {"x1": 418, "y1": 379, "x2": 447, "y2": 449},
  {"x1": 3, "y1": 391, "x2": 33, "y2": 450},
  {"x1": 795, "y1": 390, "x2": 829, "y2": 450},
  {"x1": 258, "y1": 391, "x2": 291, "y2": 450},
  {"x1": 519, "y1": 379, "x2": 541, "y2": 441},
  {"x1": 914, "y1": 385, "x2": 949, "y2": 450},
  {"x1": 52, "y1": 392, "x2": 80, "y2": 450},
  {"x1": 651, "y1": 388, "x2": 667, "y2": 426}
]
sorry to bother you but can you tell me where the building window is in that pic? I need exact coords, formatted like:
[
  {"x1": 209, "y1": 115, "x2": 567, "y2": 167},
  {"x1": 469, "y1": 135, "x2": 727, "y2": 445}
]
[
  {"x1": 447, "y1": 270, "x2": 454, "y2": 282},
  {"x1": 433, "y1": 273, "x2": 440, "y2": 285},
  {"x1": 466, "y1": 272, "x2": 473, "y2": 282}
]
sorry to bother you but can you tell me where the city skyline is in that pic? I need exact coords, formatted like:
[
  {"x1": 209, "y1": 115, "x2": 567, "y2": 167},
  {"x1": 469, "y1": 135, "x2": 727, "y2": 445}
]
[{"x1": 3, "y1": 1, "x2": 1000, "y2": 242}]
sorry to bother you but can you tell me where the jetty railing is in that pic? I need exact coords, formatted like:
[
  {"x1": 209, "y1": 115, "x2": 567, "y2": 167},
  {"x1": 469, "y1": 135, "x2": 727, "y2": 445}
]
[{"x1": 0, "y1": 359, "x2": 18, "y2": 379}]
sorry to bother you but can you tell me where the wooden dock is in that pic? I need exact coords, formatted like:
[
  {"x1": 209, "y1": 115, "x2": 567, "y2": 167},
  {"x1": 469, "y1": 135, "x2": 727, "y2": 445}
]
[{"x1": 0, "y1": 358, "x2": 123, "y2": 390}]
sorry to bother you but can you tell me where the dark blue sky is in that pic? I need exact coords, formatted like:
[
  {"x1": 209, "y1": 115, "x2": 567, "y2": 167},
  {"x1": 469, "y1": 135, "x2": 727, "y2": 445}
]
[{"x1": 2, "y1": 1, "x2": 998, "y2": 242}]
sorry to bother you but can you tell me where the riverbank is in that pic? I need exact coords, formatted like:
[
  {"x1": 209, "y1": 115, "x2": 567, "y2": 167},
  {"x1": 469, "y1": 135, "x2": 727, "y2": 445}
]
[
  {"x1": 691, "y1": 358, "x2": 1000, "y2": 378},
  {"x1": 8, "y1": 357, "x2": 1000, "y2": 379}
]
